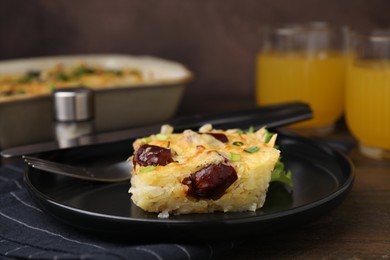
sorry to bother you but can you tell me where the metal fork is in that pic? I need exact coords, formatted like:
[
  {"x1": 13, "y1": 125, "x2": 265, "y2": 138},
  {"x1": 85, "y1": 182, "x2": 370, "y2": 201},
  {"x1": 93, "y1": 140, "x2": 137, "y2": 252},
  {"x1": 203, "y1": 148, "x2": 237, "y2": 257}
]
[{"x1": 23, "y1": 156, "x2": 131, "y2": 183}]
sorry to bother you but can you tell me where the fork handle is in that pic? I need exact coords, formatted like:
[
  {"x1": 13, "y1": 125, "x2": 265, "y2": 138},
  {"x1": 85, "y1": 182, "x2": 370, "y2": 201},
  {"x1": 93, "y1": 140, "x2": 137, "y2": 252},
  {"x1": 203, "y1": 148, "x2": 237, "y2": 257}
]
[{"x1": 170, "y1": 101, "x2": 312, "y2": 131}]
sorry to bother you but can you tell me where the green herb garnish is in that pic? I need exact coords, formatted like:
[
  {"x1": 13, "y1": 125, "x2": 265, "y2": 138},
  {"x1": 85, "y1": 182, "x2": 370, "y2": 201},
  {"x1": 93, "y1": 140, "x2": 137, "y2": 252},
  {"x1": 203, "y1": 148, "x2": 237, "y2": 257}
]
[
  {"x1": 141, "y1": 137, "x2": 152, "y2": 143},
  {"x1": 140, "y1": 165, "x2": 157, "y2": 173},
  {"x1": 72, "y1": 66, "x2": 95, "y2": 77},
  {"x1": 271, "y1": 160, "x2": 293, "y2": 187},
  {"x1": 16, "y1": 71, "x2": 40, "y2": 84},
  {"x1": 248, "y1": 126, "x2": 255, "y2": 133},
  {"x1": 244, "y1": 146, "x2": 259, "y2": 153},
  {"x1": 230, "y1": 153, "x2": 241, "y2": 162},
  {"x1": 264, "y1": 129, "x2": 274, "y2": 143},
  {"x1": 232, "y1": 141, "x2": 244, "y2": 146},
  {"x1": 236, "y1": 126, "x2": 256, "y2": 134},
  {"x1": 55, "y1": 73, "x2": 69, "y2": 81},
  {"x1": 156, "y1": 134, "x2": 169, "y2": 141},
  {"x1": 236, "y1": 129, "x2": 245, "y2": 134}
]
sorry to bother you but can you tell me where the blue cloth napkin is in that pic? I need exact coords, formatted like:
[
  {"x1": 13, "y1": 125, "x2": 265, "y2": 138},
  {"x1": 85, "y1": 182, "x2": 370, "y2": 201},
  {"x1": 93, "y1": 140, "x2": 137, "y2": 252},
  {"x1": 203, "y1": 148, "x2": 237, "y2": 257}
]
[{"x1": 0, "y1": 162, "x2": 239, "y2": 260}]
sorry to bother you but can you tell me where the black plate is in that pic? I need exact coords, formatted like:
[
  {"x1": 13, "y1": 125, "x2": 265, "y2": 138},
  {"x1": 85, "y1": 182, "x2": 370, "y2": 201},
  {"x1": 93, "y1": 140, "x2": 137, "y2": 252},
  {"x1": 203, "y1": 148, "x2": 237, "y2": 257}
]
[{"x1": 24, "y1": 131, "x2": 354, "y2": 241}]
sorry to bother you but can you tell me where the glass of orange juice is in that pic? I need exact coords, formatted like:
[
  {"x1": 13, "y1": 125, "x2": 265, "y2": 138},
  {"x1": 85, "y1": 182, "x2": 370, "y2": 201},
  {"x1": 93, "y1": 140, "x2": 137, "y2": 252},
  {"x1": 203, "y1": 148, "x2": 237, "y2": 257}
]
[
  {"x1": 346, "y1": 32, "x2": 390, "y2": 159},
  {"x1": 256, "y1": 22, "x2": 350, "y2": 135}
]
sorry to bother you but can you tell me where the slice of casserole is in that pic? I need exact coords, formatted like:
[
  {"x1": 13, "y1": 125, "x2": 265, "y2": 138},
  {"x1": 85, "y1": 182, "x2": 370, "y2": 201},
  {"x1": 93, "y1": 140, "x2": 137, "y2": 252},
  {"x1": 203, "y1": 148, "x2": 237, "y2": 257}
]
[{"x1": 128, "y1": 124, "x2": 280, "y2": 218}]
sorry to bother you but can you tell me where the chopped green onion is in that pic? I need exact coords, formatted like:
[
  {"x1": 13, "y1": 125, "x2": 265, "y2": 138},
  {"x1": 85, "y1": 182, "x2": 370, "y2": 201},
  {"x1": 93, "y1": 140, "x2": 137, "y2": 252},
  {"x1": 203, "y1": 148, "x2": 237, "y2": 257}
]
[
  {"x1": 236, "y1": 127, "x2": 256, "y2": 134},
  {"x1": 142, "y1": 137, "x2": 152, "y2": 143},
  {"x1": 232, "y1": 141, "x2": 244, "y2": 146},
  {"x1": 264, "y1": 129, "x2": 274, "y2": 143},
  {"x1": 244, "y1": 146, "x2": 259, "y2": 153},
  {"x1": 230, "y1": 153, "x2": 241, "y2": 162},
  {"x1": 236, "y1": 129, "x2": 245, "y2": 134},
  {"x1": 156, "y1": 134, "x2": 169, "y2": 140},
  {"x1": 140, "y1": 165, "x2": 157, "y2": 173}
]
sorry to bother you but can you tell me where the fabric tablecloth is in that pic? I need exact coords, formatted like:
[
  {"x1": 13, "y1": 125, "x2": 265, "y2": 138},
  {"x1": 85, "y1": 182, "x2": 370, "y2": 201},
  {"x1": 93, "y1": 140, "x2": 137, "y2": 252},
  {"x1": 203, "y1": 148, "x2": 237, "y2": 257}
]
[{"x1": 0, "y1": 161, "x2": 239, "y2": 260}]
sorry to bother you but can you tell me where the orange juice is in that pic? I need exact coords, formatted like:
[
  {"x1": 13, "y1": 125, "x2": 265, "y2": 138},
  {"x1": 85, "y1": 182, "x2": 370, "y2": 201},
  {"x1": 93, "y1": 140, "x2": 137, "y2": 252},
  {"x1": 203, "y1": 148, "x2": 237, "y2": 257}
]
[
  {"x1": 256, "y1": 51, "x2": 347, "y2": 129},
  {"x1": 346, "y1": 61, "x2": 390, "y2": 150}
]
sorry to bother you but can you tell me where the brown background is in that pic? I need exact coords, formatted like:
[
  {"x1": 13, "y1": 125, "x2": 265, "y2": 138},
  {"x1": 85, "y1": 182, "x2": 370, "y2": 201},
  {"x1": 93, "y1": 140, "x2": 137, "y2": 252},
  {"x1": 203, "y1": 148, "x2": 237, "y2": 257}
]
[{"x1": 1, "y1": 0, "x2": 390, "y2": 114}]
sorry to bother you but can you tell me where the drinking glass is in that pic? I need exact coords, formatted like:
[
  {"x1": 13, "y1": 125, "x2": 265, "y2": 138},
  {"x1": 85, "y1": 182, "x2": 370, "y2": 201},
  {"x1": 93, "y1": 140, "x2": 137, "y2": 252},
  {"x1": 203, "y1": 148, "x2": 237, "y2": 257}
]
[
  {"x1": 345, "y1": 31, "x2": 390, "y2": 159},
  {"x1": 256, "y1": 22, "x2": 350, "y2": 135}
]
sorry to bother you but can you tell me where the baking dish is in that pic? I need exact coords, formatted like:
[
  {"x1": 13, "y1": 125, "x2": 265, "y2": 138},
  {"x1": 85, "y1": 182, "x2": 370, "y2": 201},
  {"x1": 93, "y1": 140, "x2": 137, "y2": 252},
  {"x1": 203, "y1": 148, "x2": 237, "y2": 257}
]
[{"x1": 0, "y1": 54, "x2": 192, "y2": 149}]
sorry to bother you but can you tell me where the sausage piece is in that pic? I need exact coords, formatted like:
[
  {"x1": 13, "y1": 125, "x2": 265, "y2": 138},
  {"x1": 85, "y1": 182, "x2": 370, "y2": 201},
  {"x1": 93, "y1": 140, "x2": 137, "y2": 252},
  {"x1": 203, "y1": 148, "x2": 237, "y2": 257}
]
[
  {"x1": 133, "y1": 144, "x2": 174, "y2": 167},
  {"x1": 206, "y1": 133, "x2": 229, "y2": 143},
  {"x1": 183, "y1": 163, "x2": 237, "y2": 200}
]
